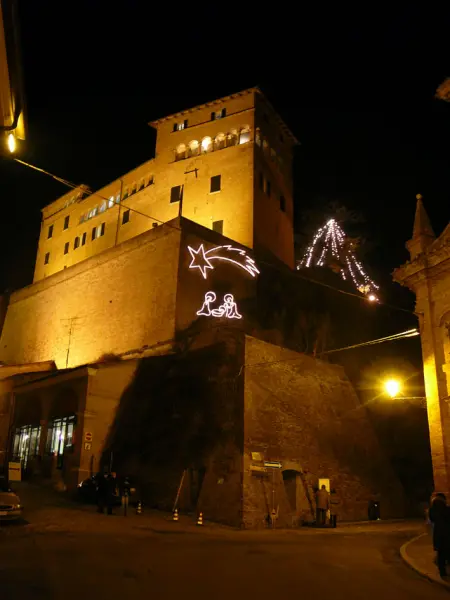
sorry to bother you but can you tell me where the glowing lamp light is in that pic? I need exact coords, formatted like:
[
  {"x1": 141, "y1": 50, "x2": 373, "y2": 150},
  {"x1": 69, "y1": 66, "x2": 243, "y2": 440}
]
[
  {"x1": 384, "y1": 379, "x2": 401, "y2": 398},
  {"x1": 367, "y1": 294, "x2": 378, "y2": 302},
  {"x1": 7, "y1": 133, "x2": 16, "y2": 153}
]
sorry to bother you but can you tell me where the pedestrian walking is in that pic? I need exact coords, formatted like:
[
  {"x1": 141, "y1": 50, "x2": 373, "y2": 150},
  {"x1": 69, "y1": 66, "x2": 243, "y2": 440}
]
[
  {"x1": 316, "y1": 484, "x2": 330, "y2": 526},
  {"x1": 106, "y1": 471, "x2": 118, "y2": 515},
  {"x1": 429, "y1": 493, "x2": 450, "y2": 577},
  {"x1": 96, "y1": 471, "x2": 108, "y2": 514}
]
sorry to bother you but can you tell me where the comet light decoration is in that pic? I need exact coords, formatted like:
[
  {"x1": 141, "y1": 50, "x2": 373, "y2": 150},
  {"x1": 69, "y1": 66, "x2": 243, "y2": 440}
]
[
  {"x1": 297, "y1": 219, "x2": 379, "y2": 297},
  {"x1": 188, "y1": 244, "x2": 260, "y2": 279}
]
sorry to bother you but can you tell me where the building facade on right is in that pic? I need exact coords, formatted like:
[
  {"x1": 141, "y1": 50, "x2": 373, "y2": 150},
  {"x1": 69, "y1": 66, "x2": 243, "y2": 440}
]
[{"x1": 393, "y1": 195, "x2": 450, "y2": 494}]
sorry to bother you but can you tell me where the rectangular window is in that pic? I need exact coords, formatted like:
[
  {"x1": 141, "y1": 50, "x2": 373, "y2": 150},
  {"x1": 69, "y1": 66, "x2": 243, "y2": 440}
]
[
  {"x1": 44, "y1": 252, "x2": 50, "y2": 265},
  {"x1": 108, "y1": 196, "x2": 115, "y2": 209},
  {"x1": 74, "y1": 237, "x2": 80, "y2": 249},
  {"x1": 212, "y1": 220, "x2": 223, "y2": 234},
  {"x1": 210, "y1": 175, "x2": 221, "y2": 193},
  {"x1": 64, "y1": 242, "x2": 69, "y2": 255},
  {"x1": 170, "y1": 185, "x2": 183, "y2": 203},
  {"x1": 64, "y1": 216, "x2": 70, "y2": 230},
  {"x1": 266, "y1": 180, "x2": 271, "y2": 197},
  {"x1": 100, "y1": 222, "x2": 105, "y2": 237},
  {"x1": 82, "y1": 232, "x2": 87, "y2": 246},
  {"x1": 47, "y1": 224, "x2": 54, "y2": 239},
  {"x1": 211, "y1": 108, "x2": 226, "y2": 121},
  {"x1": 259, "y1": 172, "x2": 264, "y2": 190},
  {"x1": 280, "y1": 195, "x2": 286, "y2": 212},
  {"x1": 173, "y1": 120, "x2": 188, "y2": 131},
  {"x1": 91, "y1": 227, "x2": 96, "y2": 241},
  {"x1": 122, "y1": 209, "x2": 130, "y2": 225}
]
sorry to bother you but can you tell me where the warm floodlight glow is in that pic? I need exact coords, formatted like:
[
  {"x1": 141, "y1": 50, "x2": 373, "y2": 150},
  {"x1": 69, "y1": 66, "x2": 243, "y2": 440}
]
[
  {"x1": 384, "y1": 379, "x2": 401, "y2": 398},
  {"x1": 7, "y1": 133, "x2": 16, "y2": 153}
]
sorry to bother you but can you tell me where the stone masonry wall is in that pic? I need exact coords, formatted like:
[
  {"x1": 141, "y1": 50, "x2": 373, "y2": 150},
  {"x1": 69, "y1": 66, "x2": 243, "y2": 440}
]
[
  {"x1": 243, "y1": 336, "x2": 405, "y2": 527},
  {"x1": 0, "y1": 224, "x2": 181, "y2": 369}
]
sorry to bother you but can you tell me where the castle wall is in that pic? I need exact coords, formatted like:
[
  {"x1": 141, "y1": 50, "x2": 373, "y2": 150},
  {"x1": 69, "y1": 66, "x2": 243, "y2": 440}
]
[
  {"x1": 242, "y1": 336, "x2": 405, "y2": 527},
  {"x1": 0, "y1": 224, "x2": 181, "y2": 369}
]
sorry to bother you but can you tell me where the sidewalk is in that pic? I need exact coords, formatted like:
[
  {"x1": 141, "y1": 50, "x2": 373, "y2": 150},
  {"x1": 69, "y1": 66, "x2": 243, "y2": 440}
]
[{"x1": 400, "y1": 530, "x2": 450, "y2": 590}]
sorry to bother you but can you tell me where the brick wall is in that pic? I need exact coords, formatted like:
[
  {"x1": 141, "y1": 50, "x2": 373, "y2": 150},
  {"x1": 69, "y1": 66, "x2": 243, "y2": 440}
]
[
  {"x1": 243, "y1": 336, "x2": 405, "y2": 527},
  {"x1": 0, "y1": 224, "x2": 181, "y2": 369}
]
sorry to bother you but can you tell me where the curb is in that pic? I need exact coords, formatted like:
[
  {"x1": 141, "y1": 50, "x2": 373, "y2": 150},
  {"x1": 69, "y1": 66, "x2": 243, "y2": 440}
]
[{"x1": 400, "y1": 532, "x2": 450, "y2": 590}]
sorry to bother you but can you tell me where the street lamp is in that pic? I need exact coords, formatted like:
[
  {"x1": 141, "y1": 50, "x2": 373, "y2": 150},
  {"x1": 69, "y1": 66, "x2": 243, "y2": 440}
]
[{"x1": 384, "y1": 378, "x2": 401, "y2": 398}]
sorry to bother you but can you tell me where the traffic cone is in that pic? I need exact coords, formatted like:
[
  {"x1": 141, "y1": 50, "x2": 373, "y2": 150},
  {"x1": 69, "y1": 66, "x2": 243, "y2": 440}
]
[
  {"x1": 136, "y1": 501, "x2": 142, "y2": 515},
  {"x1": 173, "y1": 508, "x2": 179, "y2": 522},
  {"x1": 197, "y1": 512, "x2": 203, "y2": 526}
]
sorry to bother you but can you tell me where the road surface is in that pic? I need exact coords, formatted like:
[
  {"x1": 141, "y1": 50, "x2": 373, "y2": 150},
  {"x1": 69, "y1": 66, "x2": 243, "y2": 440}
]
[{"x1": 0, "y1": 485, "x2": 446, "y2": 599}]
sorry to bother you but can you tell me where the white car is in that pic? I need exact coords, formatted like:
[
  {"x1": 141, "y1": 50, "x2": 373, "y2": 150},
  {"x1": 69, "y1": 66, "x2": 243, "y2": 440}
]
[{"x1": 0, "y1": 477, "x2": 22, "y2": 521}]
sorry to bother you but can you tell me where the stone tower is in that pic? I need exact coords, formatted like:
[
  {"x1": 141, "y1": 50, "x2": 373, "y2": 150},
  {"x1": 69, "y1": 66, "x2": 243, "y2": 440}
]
[
  {"x1": 393, "y1": 195, "x2": 450, "y2": 493},
  {"x1": 33, "y1": 89, "x2": 298, "y2": 282}
]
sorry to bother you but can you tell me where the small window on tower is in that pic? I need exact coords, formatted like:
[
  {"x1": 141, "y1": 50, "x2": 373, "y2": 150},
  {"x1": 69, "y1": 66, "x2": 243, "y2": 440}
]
[
  {"x1": 280, "y1": 195, "x2": 286, "y2": 212},
  {"x1": 44, "y1": 252, "x2": 50, "y2": 265},
  {"x1": 64, "y1": 216, "x2": 70, "y2": 230},
  {"x1": 47, "y1": 224, "x2": 54, "y2": 239},
  {"x1": 210, "y1": 175, "x2": 221, "y2": 193},
  {"x1": 74, "y1": 237, "x2": 80, "y2": 249},
  {"x1": 212, "y1": 220, "x2": 223, "y2": 234},
  {"x1": 108, "y1": 196, "x2": 115, "y2": 208},
  {"x1": 122, "y1": 210, "x2": 130, "y2": 225},
  {"x1": 82, "y1": 232, "x2": 87, "y2": 246},
  {"x1": 64, "y1": 242, "x2": 69, "y2": 255},
  {"x1": 91, "y1": 227, "x2": 96, "y2": 241},
  {"x1": 170, "y1": 185, "x2": 183, "y2": 203},
  {"x1": 100, "y1": 222, "x2": 106, "y2": 236}
]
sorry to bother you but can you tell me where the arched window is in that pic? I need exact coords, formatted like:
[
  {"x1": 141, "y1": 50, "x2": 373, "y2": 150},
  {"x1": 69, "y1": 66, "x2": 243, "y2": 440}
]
[
  {"x1": 188, "y1": 140, "x2": 199, "y2": 157},
  {"x1": 201, "y1": 136, "x2": 212, "y2": 153},
  {"x1": 108, "y1": 196, "x2": 115, "y2": 209},
  {"x1": 239, "y1": 126, "x2": 251, "y2": 145},
  {"x1": 122, "y1": 188, "x2": 129, "y2": 200},
  {"x1": 147, "y1": 175, "x2": 154, "y2": 186},
  {"x1": 214, "y1": 133, "x2": 226, "y2": 150},
  {"x1": 99, "y1": 201, "x2": 107, "y2": 213},
  {"x1": 131, "y1": 183, "x2": 137, "y2": 195},
  {"x1": 138, "y1": 179, "x2": 145, "y2": 190},
  {"x1": 227, "y1": 129, "x2": 238, "y2": 147},
  {"x1": 175, "y1": 144, "x2": 186, "y2": 161}
]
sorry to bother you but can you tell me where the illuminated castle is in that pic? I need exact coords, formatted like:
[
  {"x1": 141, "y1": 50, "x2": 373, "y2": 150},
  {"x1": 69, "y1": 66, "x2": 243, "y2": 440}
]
[{"x1": 0, "y1": 89, "x2": 404, "y2": 527}]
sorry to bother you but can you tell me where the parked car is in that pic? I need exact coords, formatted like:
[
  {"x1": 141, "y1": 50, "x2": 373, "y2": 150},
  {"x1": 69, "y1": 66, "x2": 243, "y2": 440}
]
[{"x1": 0, "y1": 477, "x2": 22, "y2": 521}]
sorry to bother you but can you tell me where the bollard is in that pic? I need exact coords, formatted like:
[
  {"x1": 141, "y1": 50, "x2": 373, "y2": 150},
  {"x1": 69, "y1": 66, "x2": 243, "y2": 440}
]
[
  {"x1": 197, "y1": 512, "x2": 203, "y2": 526},
  {"x1": 136, "y1": 501, "x2": 142, "y2": 515},
  {"x1": 173, "y1": 508, "x2": 179, "y2": 522}
]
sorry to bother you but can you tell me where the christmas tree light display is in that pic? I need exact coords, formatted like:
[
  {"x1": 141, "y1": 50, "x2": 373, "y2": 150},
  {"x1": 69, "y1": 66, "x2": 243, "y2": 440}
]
[{"x1": 298, "y1": 219, "x2": 379, "y2": 298}]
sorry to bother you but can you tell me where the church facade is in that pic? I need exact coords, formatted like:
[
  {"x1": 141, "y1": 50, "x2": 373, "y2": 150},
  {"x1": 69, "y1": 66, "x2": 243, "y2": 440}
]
[
  {"x1": 0, "y1": 89, "x2": 405, "y2": 526},
  {"x1": 394, "y1": 195, "x2": 450, "y2": 495}
]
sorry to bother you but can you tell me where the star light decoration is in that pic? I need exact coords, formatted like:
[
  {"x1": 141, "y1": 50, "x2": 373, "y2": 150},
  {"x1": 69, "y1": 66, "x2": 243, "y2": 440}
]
[
  {"x1": 298, "y1": 218, "x2": 379, "y2": 298},
  {"x1": 188, "y1": 244, "x2": 260, "y2": 280}
]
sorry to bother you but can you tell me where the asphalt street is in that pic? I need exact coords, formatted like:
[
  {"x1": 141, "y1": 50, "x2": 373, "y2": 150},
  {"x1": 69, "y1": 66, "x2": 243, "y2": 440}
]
[{"x1": 0, "y1": 486, "x2": 446, "y2": 600}]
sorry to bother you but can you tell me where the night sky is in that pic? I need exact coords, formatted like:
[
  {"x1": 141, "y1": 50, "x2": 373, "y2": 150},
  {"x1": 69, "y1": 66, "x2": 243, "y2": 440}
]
[{"x1": 0, "y1": 3, "x2": 449, "y2": 305}]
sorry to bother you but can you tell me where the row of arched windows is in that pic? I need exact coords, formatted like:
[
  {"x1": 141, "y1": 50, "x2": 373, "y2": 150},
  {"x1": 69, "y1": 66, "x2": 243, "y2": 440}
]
[
  {"x1": 255, "y1": 128, "x2": 284, "y2": 169},
  {"x1": 79, "y1": 175, "x2": 154, "y2": 225},
  {"x1": 175, "y1": 126, "x2": 251, "y2": 161}
]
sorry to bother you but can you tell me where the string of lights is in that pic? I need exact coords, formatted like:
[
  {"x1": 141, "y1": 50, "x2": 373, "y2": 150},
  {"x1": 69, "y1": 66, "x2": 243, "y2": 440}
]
[
  {"x1": 299, "y1": 218, "x2": 379, "y2": 300},
  {"x1": 10, "y1": 157, "x2": 416, "y2": 316}
]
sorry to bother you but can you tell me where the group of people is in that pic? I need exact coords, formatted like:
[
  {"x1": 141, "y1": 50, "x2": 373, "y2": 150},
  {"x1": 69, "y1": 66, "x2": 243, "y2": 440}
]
[
  {"x1": 95, "y1": 471, "x2": 118, "y2": 515},
  {"x1": 429, "y1": 492, "x2": 450, "y2": 577}
]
